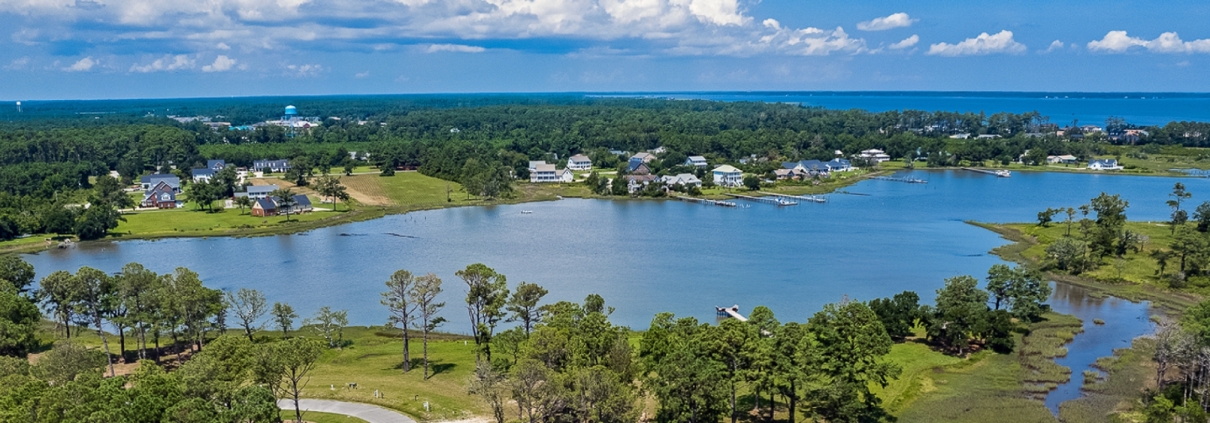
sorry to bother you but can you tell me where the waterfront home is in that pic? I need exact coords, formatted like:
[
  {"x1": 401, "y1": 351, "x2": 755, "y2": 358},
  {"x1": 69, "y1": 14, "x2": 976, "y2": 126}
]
[
  {"x1": 685, "y1": 156, "x2": 708, "y2": 167},
  {"x1": 530, "y1": 163, "x2": 573, "y2": 183},
  {"x1": 281, "y1": 194, "x2": 313, "y2": 214},
  {"x1": 1047, "y1": 155, "x2": 1078, "y2": 164},
  {"x1": 528, "y1": 161, "x2": 545, "y2": 172},
  {"x1": 191, "y1": 168, "x2": 216, "y2": 183},
  {"x1": 1088, "y1": 159, "x2": 1123, "y2": 171},
  {"x1": 252, "y1": 198, "x2": 277, "y2": 216},
  {"x1": 976, "y1": 134, "x2": 1002, "y2": 140},
  {"x1": 140, "y1": 183, "x2": 181, "y2": 208},
  {"x1": 629, "y1": 152, "x2": 656, "y2": 171},
  {"x1": 662, "y1": 173, "x2": 702, "y2": 187},
  {"x1": 245, "y1": 185, "x2": 279, "y2": 199},
  {"x1": 780, "y1": 158, "x2": 852, "y2": 177},
  {"x1": 774, "y1": 169, "x2": 794, "y2": 180},
  {"x1": 712, "y1": 165, "x2": 743, "y2": 187},
  {"x1": 859, "y1": 149, "x2": 891, "y2": 163},
  {"x1": 140, "y1": 174, "x2": 181, "y2": 193},
  {"x1": 252, "y1": 159, "x2": 290, "y2": 173},
  {"x1": 631, "y1": 163, "x2": 653, "y2": 176},
  {"x1": 567, "y1": 154, "x2": 593, "y2": 171},
  {"x1": 625, "y1": 174, "x2": 658, "y2": 193}
]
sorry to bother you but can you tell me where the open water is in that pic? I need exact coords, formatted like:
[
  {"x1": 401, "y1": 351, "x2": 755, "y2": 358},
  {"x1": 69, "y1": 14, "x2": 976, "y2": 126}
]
[{"x1": 22, "y1": 169, "x2": 1185, "y2": 412}]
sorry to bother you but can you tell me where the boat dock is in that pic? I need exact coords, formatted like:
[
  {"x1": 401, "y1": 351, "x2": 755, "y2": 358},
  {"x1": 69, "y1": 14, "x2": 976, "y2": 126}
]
[
  {"x1": 716, "y1": 305, "x2": 748, "y2": 322},
  {"x1": 674, "y1": 196, "x2": 738, "y2": 208},
  {"x1": 725, "y1": 193, "x2": 798, "y2": 206},
  {"x1": 766, "y1": 193, "x2": 827, "y2": 203},
  {"x1": 961, "y1": 167, "x2": 1011, "y2": 177},
  {"x1": 872, "y1": 176, "x2": 928, "y2": 184}
]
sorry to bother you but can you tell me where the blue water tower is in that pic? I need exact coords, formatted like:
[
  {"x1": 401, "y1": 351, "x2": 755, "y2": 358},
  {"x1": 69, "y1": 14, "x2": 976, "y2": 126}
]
[{"x1": 284, "y1": 105, "x2": 297, "y2": 117}]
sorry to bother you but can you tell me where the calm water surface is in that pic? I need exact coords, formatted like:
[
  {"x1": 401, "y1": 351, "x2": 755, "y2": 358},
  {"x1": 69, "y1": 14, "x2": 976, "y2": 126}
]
[{"x1": 22, "y1": 170, "x2": 1193, "y2": 412}]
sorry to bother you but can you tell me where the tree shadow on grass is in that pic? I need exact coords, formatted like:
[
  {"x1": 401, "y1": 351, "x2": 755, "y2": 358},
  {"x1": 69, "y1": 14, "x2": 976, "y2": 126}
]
[{"x1": 389, "y1": 359, "x2": 456, "y2": 377}]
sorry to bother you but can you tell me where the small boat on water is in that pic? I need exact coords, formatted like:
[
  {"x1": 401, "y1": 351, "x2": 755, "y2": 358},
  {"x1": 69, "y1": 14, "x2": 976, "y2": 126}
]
[
  {"x1": 58, "y1": 239, "x2": 74, "y2": 249},
  {"x1": 521, "y1": 210, "x2": 533, "y2": 214}
]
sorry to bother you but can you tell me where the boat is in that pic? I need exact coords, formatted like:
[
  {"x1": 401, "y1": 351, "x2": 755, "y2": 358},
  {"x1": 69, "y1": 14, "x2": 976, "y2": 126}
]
[
  {"x1": 521, "y1": 210, "x2": 533, "y2": 214},
  {"x1": 994, "y1": 170, "x2": 1012, "y2": 178}
]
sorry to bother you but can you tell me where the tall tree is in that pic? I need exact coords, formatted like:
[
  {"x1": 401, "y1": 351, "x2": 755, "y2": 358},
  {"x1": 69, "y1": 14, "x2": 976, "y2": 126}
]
[
  {"x1": 271, "y1": 302, "x2": 297, "y2": 338},
  {"x1": 117, "y1": 263, "x2": 159, "y2": 360},
  {"x1": 0, "y1": 280, "x2": 40, "y2": 356},
  {"x1": 227, "y1": 288, "x2": 268, "y2": 342},
  {"x1": 457, "y1": 263, "x2": 510, "y2": 363},
  {"x1": 805, "y1": 301, "x2": 900, "y2": 423},
  {"x1": 37, "y1": 270, "x2": 79, "y2": 338},
  {"x1": 928, "y1": 275, "x2": 991, "y2": 355},
  {"x1": 0, "y1": 256, "x2": 35, "y2": 293},
  {"x1": 277, "y1": 337, "x2": 325, "y2": 423},
  {"x1": 1169, "y1": 182, "x2": 1192, "y2": 234},
  {"x1": 269, "y1": 188, "x2": 298, "y2": 222},
  {"x1": 708, "y1": 318, "x2": 759, "y2": 423},
  {"x1": 867, "y1": 291, "x2": 921, "y2": 341},
  {"x1": 506, "y1": 282, "x2": 548, "y2": 336},
  {"x1": 1195, "y1": 201, "x2": 1210, "y2": 233},
  {"x1": 74, "y1": 266, "x2": 117, "y2": 377},
  {"x1": 381, "y1": 269, "x2": 418, "y2": 372},
  {"x1": 306, "y1": 306, "x2": 348, "y2": 348},
  {"x1": 411, "y1": 273, "x2": 446, "y2": 380}
]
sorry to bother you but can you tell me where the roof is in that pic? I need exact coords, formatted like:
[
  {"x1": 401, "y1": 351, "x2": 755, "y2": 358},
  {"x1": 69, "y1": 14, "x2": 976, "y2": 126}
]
[
  {"x1": 247, "y1": 185, "x2": 279, "y2": 194},
  {"x1": 207, "y1": 159, "x2": 226, "y2": 169},
  {"x1": 528, "y1": 161, "x2": 546, "y2": 169},
  {"x1": 713, "y1": 165, "x2": 742, "y2": 174},
  {"x1": 140, "y1": 174, "x2": 180, "y2": 184},
  {"x1": 255, "y1": 198, "x2": 276, "y2": 210},
  {"x1": 534, "y1": 163, "x2": 557, "y2": 172},
  {"x1": 632, "y1": 152, "x2": 654, "y2": 160},
  {"x1": 1090, "y1": 159, "x2": 1117, "y2": 165},
  {"x1": 293, "y1": 194, "x2": 311, "y2": 207},
  {"x1": 191, "y1": 168, "x2": 216, "y2": 178},
  {"x1": 569, "y1": 154, "x2": 591, "y2": 162},
  {"x1": 687, "y1": 155, "x2": 707, "y2": 162}
]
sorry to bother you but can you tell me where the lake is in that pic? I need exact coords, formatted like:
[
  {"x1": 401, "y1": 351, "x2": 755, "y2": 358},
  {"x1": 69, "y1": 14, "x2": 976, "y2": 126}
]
[{"x1": 21, "y1": 169, "x2": 1188, "y2": 413}]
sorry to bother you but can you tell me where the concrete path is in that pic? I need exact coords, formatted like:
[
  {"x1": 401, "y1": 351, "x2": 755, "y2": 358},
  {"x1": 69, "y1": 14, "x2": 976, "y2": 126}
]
[{"x1": 277, "y1": 399, "x2": 417, "y2": 423}]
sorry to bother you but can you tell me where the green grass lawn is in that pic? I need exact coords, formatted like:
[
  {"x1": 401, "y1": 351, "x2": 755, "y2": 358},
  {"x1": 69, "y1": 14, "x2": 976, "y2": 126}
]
[
  {"x1": 1001, "y1": 221, "x2": 1190, "y2": 291},
  {"x1": 292, "y1": 411, "x2": 370, "y2": 423},
  {"x1": 112, "y1": 197, "x2": 339, "y2": 238}
]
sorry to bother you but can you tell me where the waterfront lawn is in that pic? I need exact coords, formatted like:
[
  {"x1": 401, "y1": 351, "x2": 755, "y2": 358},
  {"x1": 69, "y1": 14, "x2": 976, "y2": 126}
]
[{"x1": 111, "y1": 198, "x2": 341, "y2": 238}]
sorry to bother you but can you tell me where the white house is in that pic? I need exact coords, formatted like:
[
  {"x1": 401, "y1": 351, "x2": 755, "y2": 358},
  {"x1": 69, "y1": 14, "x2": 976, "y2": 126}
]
[
  {"x1": 528, "y1": 161, "x2": 545, "y2": 172},
  {"x1": 859, "y1": 149, "x2": 891, "y2": 163},
  {"x1": 1088, "y1": 159, "x2": 1123, "y2": 171},
  {"x1": 712, "y1": 165, "x2": 743, "y2": 187},
  {"x1": 191, "y1": 168, "x2": 216, "y2": 183},
  {"x1": 662, "y1": 173, "x2": 702, "y2": 187},
  {"x1": 530, "y1": 163, "x2": 573, "y2": 183},
  {"x1": 685, "y1": 156, "x2": 708, "y2": 168},
  {"x1": 567, "y1": 154, "x2": 592, "y2": 171},
  {"x1": 244, "y1": 184, "x2": 279, "y2": 199},
  {"x1": 1047, "y1": 155, "x2": 1078, "y2": 164}
]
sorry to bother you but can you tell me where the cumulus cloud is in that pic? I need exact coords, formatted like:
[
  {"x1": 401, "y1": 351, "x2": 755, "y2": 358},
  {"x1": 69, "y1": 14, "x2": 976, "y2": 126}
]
[
  {"x1": 426, "y1": 44, "x2": 487, "y2": 53},
  {"x1": 755, "y1": 20, "x2": 865, "y2": 56},
  {"x1": 64, "y1": 57, "x2": 96, "y2": 72},
  {"x1": 286, "y1": 63, "x2": 323, "y2": 77},
  {"x1": 202, "y1": 55, "x2": 237, "y2": 72},
  {"x1": 927, "y1": 30, "x2": 1025, "y2": 56},
  {"x1": 130, "y1": 54, "x2": 194, "y2": 72},
  {"x1": 857, "y1": 13, "x2": 915, "y2": 31},
  {"x1": 1088, "y1": 31, "x2": 1210, "y2": 53},
  {"x1": 1041, "y1": 40, "x2": 1064, "y2": 53},
  {"x1": 5, "y1": 57, "x2": 30, "y2": 70},
  {"x1": 889, "y1": 35, "x2": 919, "y2": 50},
  {"x1": 355, "y1": 71, "x2": 370, "y2": 78}
]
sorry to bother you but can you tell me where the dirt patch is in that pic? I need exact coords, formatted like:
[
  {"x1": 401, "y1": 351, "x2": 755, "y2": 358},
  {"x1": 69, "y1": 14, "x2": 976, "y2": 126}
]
[{"x1": 341, "y1": 175, "x2": 395, "y2": 206}]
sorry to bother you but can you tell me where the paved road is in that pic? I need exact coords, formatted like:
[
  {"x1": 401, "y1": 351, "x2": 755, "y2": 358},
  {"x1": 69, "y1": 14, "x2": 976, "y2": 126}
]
[{"x1": 277, "y1": 399, "x2": 417, "y2": 423}]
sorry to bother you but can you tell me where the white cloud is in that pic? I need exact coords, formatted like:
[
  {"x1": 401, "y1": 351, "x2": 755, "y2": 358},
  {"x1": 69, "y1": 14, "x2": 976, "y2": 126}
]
[
  {"x1": 216, "y1": 42, "x2": 230, "y2": 50},
  {"x1": 130, "y1": 54, "x2": 195, "y2": 73},
  {"x1": 1088, "y1": 31, "x2": 1210, "y2": 54},
  {"x1": 355, "y1": 71, "x2": 370, "y2": 78},
  {"x1": 1041, "y1": 40, "x2": 1064, "y2": 53},
  {"x1": 756, "y1": 22, "x2": 865, "y2": 56},
  {"x1": 426, "y1": 44, "x2": 487, "y2": 53},
  {"x1": 202, "y1": 55, "x2": 237, "y2": 72},
  {"x1": 286, "y1": 63, "x2": 323, "y2": 77},
  {"x1": 889, "y1": 34, "x2": 919, "y2": 50},
  {"x1": 5, "y1": 57, "x2": 30, "y2": 70},
  {"x1": 927, "y1": 30, "x2": 1026, "y2": 56},
  {"x1": 856, "y1": 13, "x2": 915, "y2": 31},
  {"x1": 64, "y1": 57, "x2": 96, "y2": 72}
]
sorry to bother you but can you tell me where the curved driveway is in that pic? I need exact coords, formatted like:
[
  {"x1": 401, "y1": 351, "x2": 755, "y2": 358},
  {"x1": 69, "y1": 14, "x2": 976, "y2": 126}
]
[{"x1": 277, "y1": 399, "x2": 417, "y2": 423}]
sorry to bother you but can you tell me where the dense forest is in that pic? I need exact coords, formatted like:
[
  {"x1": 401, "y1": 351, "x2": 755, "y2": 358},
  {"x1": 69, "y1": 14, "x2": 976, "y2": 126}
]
[{"x1": 0, "y1": 95, "x2": 1207, "y2": 241}]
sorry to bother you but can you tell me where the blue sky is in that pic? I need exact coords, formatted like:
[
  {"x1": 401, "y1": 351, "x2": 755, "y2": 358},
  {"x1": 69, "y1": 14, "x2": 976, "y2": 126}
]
[{"x1": 2, "y1": 0, "x2": 1209, "y2": 99}]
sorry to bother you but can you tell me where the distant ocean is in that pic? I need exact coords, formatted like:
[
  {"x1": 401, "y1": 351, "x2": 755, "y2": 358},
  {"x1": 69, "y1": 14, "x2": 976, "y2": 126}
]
[{"x1": 608, "y1": 92, "x2": 1210, "y2": 126}]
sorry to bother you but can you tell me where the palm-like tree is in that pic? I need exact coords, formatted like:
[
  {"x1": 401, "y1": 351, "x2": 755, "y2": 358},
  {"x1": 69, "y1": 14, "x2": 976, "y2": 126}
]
[{"x1": 269, "y1": 188, "x2": 298, "y2": 221}]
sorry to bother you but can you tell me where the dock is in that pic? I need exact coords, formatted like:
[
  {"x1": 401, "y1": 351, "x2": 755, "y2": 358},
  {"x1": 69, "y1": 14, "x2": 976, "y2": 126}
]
[
  {"x1": 766, "y1": 193, "x2": 827, "y2": 203},
  {"x1": 715, "y1": 305, "x2": 748, "y2": 322},
  {"x1": 872, "y1": 176, "x2": 928, "y2": 184},
  {"x1": 961, "y1": 167, "x2": 1011, "y2": 178},
  {"x1": 674, "y1": 196, "x2": 738, "y2": 208},
  {"x1": 725, "y1": 193, "x2": 798, "y2": 206}
]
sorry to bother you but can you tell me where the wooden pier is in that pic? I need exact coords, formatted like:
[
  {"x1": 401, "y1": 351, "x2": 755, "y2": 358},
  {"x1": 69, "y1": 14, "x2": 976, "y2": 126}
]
[
  {"x1": 725, "y1": 193, "x2": 798, "y2": 206},
  {"x1": 766, "y1": 193, "x2": 827, "y2": 203},
  {"x1": 961, "y1": 167, "x2": 1012, "y2": 178},
  {"x1": 674, "y1": 196, "x2": 738, "y2": 208},
  {"x1": 716, "y1": 305, "x2": 749, "y2": 322},
  {"x1": 871, "y1": 176, "x2": 928, "y2": 184}
]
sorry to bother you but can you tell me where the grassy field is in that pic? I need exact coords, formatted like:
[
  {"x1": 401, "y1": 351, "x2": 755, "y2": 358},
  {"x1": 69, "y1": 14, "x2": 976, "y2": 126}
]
[{"x1": 297, "y1": 411, "x2": 370, "y2": 423}]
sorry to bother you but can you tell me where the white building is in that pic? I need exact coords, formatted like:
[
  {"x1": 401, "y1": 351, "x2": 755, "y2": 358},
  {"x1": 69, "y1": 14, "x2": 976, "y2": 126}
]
[
  {"x1": 685, "y1": 156, "x2": 708, "y2": 167},
  {"x1": 859, "y1": 149, "x2": 891, "y2": 163},
  {"x1": 662, "y1": 173, "x2": 703, "y2": 187},
  {"x1": 712, "y1": 165, "x2": 743, "y2": 187},
  {"x1": 1088, "y1": 159, "x2": 1123, "y2": 171},
  {"x1": 530, "y1": 163, "x2": 573, "y2": 183},
  {"x1": 567, "y1": 154, "x2": 592, "y2": 171}
]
